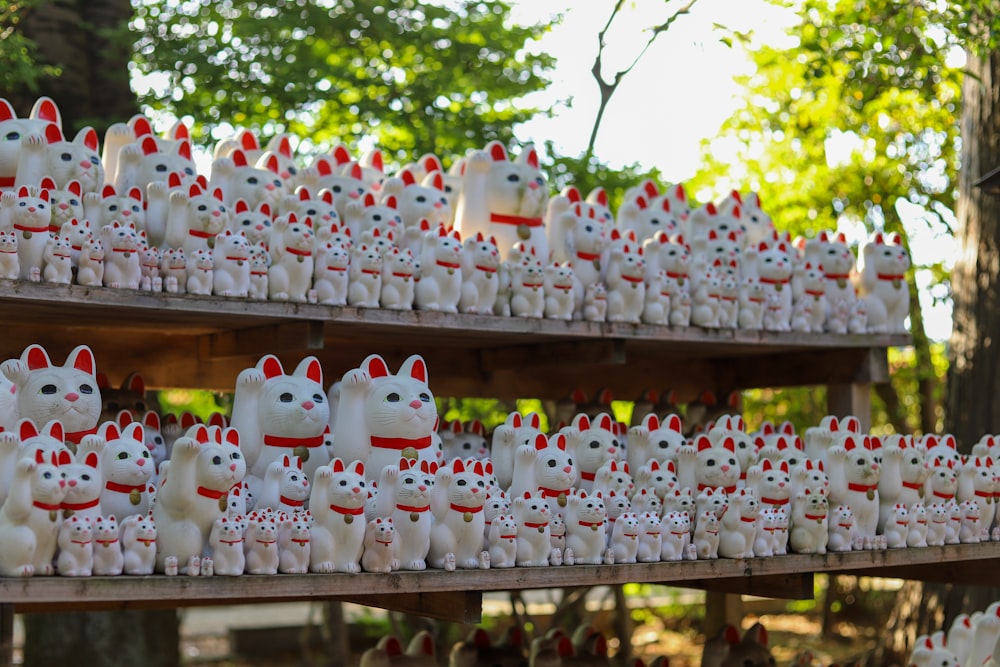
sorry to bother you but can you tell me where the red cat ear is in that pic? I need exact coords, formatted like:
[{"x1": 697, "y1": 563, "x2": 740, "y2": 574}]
[
  {"x1": 177, "y1": 139, "x2": 192, "y2": 162},
  {"x1": 452, "y1": 458, "x2": 466, "y2": 474},
  {"x1": 762, "y1": 459, "x2": 773, "y2": 471},
  {"x1": 722, "y1": 437, "x2": 735, "y2": 453},
  {"x1": 331, "y1": 145, "x2": 352, "y2": 166},
  {"x1": 24, "y1": 344, "x2": 52, "y2": 370},
  {"x1": 213, "y1": 187, "x2": 224, "y2": 202},
  {"x1": 353, "y1": 460, "x2": 364, "y2": 476},
  {"x1": 44, "y1": 123, "x2": 63, "y2": 144},
  {"x1": 780, "y1": 461, "x2": 789, "y2": 474},
  {"x1": 235, "y1": 199, "x2": 249, "y2": 214},
  {"x1": 0, "y1": 99, "x2": 14, "y2": 122},
  {"x1": 124, "y1": 422, "x2": 144, "y2": 444},
  {"x1": 259, "y1": 355, "x2": 284, "y2": 380},
  {"x1": 100, "y1": 422, "x2": 121, "y2": 442},
  {"x1": 264, "y1": 154, "x2": 280, "y2": 174},
  {"x1": 140, "y1": 135, "x2": 159, "y2": 156},
  {"x1": 34, "y1": 449, "x2": 46, "y2": 465},
  {"x1": 487, "y1": 141, "x2": 508, "y2": 162},
  {"x1": 298, "y1": 357, "x2": 322, "y2": 385},
  {"x1": 473, "y1": 461, "x2": 484, "y2": 476},
  {"x1": 84, "y1": 451, "x2": 100, "y2": 469},
  {"x1": 332, "y1": 459, "x2": 345, "y2": 473},
  {"x1": 597, "y1": 414, "x2": 613, "y2": 432},
  {"x1": 534, "y1": 433, "x2": 548, "y2": 451},
  {"x1": 574, "y1": 414, "x2": 591, "y2": 431},
  {"x1": 282, "y1": 455, "x2": 291, "y2": 467},
  {"x1": 143, "y1": 411, "x2": 160, "y2": 431},
  {"x1": 56, "y1": 449, "x2": 71, "y2": 467},
  {"x1": 348, "y1": 163, "x2": 362, "y2": 180},
  {"x1": 400, "y1": 355, "x2": 427, "y2": 383},
  {"x1": 33, "y1": 97, "x2": 60, "y2": 124},
  {"x1": 696, "y1": 435, "x2": 713, "y2": 452},
  {"x1": 117, "y1": 410, "x2": 134, "y2": 427}
]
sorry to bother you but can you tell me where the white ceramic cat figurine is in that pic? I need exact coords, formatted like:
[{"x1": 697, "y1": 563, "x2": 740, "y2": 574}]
[
  {"x1": 0, "y1": 97, "x2": 62, "y2": 190},
  {"x1": 246, "y1": 242, "x2": 269, "y2": 300},
  {"x1": 906, "y1": 502, "x2": 928, "y2": 548},
  {"x1": 211, "y1": 229, "x2": 251, "y2": 297},
  {"x1": 231, "y1": 199, "x2": 274, "y2": 247},
  {"x1": 855, "y1": 232, "x2": 910, "y2": 334},
  {"x1": 626, "y1": 412, "x2": 686, "y2": 474},
  {"x1": 0, "y1": 230, "x2": 19, "y2": 279},
  {"x1": 59, "y1": 448, "x2": 103, "y2": 522},
  {"x1": 565, "y1": 412, "x2": 620, "y2": 494},
  {"x1": 562, "y1": 490, "x2": 610, "y2": 566},
  {"x1": 278, "y1": 511, "x2": 311, "y2": 574},
  {"x1": 883, "y1": 503, "x2": 909, "y2": 548},
  {"x1": 792, "y1": 261, "x2": 827, "y2": 332},
  {"x1": 1, "y1": 186, "x2": 51, "y2": 281},
  {"x1": 209, "y1": 516, "x2": 246, "y2": 575},
  {"x1": 489, "y1": 411, "x2": 543, "y2": 492},
  {"x1": 375, "y1": 458, "x2": 435, "y2": 570},
  {"x1": 693, "y1": 509, "x2": 721, "y2": 559},
  {"x1": 925, "y1": 502, "x2": 948, "y2": 547},
  {"x1": 944, "y1": 499, "x2": 961, "y2": 544},
  {"x1": 101, "y1": 220, "x2": 141, "y2": 289},
  {"x1": 605, "y1": 242, "x2": 646, "y2": 323},
  {"x1": 361, "y1": 517, "x2": 399, "y2": 573},
  {"x1": 660, "y1": 510, "x2": 691, "y2": 562},
  {"x1": 308, "y1": 458, "x2": 367, "y2": 573},
  {"x1": 924, "y1": 460, "x2": 958, "y2": 506},
  {"x1": 2, "y1": 344, "x2": 101, "y2": 447},
  {"x1": 746, "y1": 459, "x2": 791, "y2": 514},
  {"x1": 453, "y1": 141, "x2": 548, "y2": 262},
  {"x1": 583, "y1": 282, "x2": 608, "y2": 322},
  {"x1": 508, "y1": 247, "x2": 545, "y2": 318},
  {"x1": 91, "y1": 515, "x2": 124, "y2": 575},
  {"x1": 458, "y1": 232, "x2": 500, "y2": 314},
  {"x1": 959, "y1": 499, "x2": 982, "y2": 544},
  {"x1": 789, "y1": 488, "x2": 829, "y2": 554},
  {"x1": 636, "y1": 511, "x2": 662, "y2": 563},
  {"x1": 610, "y1": 511, "x2": 640, "y2": 564},
  {"x1": 88, "y1": 421, "x2": 153, "y2": 521},
  {"x1": 718, "y1": 488, "x2": 758, "y2": 558},
  {"x1": 414, "y1": 225, "x2": 463, "y2": 311},
  {"x1": 803, "y1": 230, "x2": 857, "y2": 322},
  {"x1": 0, "y1": 449, "x2": 68, "y2": 576},
  {"x1": 676, "y1": 434, "x2": 741, "y2": 496},
  {"x1": 41, "y1": 233, "x2": 72, "y2": 284},
  {"x1": 379, "y1": 246, "x2": 416, "y2": 310},
  {"x1": 753, "y1": 507, "x2": 779, "y2": 557},
  {"x1": 877, "y1": 436, "x2": 927, "y2": 533},
  {"x1": 428, "y1": 458, "x2": 489, "y2": 570},
  {"x1": 153, "y1": 424, "x2": 246, "y2": 574},
  {"x1": 258, "y1": 454, "x2": 310, "y2": 514},
  {"x1": 510, "y1": 433, "x2": 578, "y2": 518},
  {"x1": 160, "y1": 247, "x2": 187, "y2": 294},
  {"x1": 542, "y1": 261, "x2": 577, "y2": 320},
  {"x1": 332, "y1": 354, "x2": 439, "y2": 481},
  {"x1": 486, "y1": 513, "x2": 517, "y2": 568},
  {"x1": 56, "y1": 514, "x2": 93, "y2": 576},
  {"x1": 958, "y1": 456, "x2": 996, "y2": 538},
  {"x1": 230, "y1": 354, "x2": 330, "y2": 489},
  {"x1": 510, "y1": 490, "x2": 554, "y2": 567},
  {"x1": 827, "y1": 504, "x2": 855, "y2": 552},
  {"x1": 120, "y1": 512, "x2": 157, "y2": 575},
  {"x1": 347, "y1": 243, "x2": 383, "y2": 307},
  {"x1": 184, "y1": 247, "x2": 213, "y2": 295},
  {"x1": 268, "y1": 214, "x2": 314, "y2": 302},
  {"x1": 244, "y1": 513, "x2": 280, "y2": 574},
  {"x1": 826, "y1": 435, "x2": 880, "y2": 549}
]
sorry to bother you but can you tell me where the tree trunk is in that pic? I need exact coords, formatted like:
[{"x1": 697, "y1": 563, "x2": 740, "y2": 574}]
[
  {"x1": 869, "y1": 46, "x2": 1000, "y2": 666},
  {"x1": 11, "y1": 0, "x2": 137, "y2": 135}
]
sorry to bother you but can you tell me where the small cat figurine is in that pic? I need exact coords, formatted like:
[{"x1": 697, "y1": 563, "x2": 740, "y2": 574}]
[
  {"x1": 59, "y1": 448, "x2": 103, "y2": 522},
  {"x1": 826, "y1": 435, "x2": 880, "y2": 549},
  {"x1": 41, "y1": 233, "x2": 72, "y2": 284},
  {"x1": 101, "y1": 221, "x2": 142, "y2": 289},
  {"x1": 244, "y1": 513, "x2": 280, "y2": 574},
  {"x1": 636, "y1": 511, "x2": 662, "y2": 563},
  {"x1": 308, "y1": 458, "x2": 367, "y2": 573},
  {"x1": 379, "y1": 246, "x2": 416, "y2": 310},
  {"x1": 562, "y1": 490, "x2": 610, "y2": 566},
  {"x1": 486, "y1": 513, "x2": 518, "y2": 568},
  {"x1": 247, "y1": 242, "x2": 270, "y2": 300},
  {"x1": 0, "y1": 449, "x2": 68, "y2": 576},
  {"x1": 209, "y1": 516, "x2": 247, "y2": 576},
  {"x1": 211, "y1": 229, "x2": 251, "y2": 297},
  {"x1": 957, "y1": 456, "x2": 996, "y2": 538},
  {"x1": 159, "y1": 247, "x2": 187, "y2": 294},
  {"x1": 959, "y1": 499, "x2": 982, "y2": 544},
  {"x1": 565, "y1": 412, "x2": 620, "y2": 494},
  {"x1": 693, "y1": 509, "x2": 721, "y2": 559},
  {"x1": 121, "y1": 511, "x2": 157, "y2": 575},
  {"x1": 458, "y1": 232, "x2": 500, "y2": 314},
  {"x1": 258, "y1": 455, "x2": 311, "y2": 514},
  {"x1": 789, "y1": 488, "x2": 829, "y2": 554},
  {"x1": 347, "y1": 243, "x2": 383, "y2": 308},
  {"x1": 1, "y1": 185, "x2": 51, "y2": 281},
  {"x1": 676, "y1": 433, "x2": 741, "y2": 496},
  {"x1": 92, "y1": 515, "x2": 124, "y2": 576},
  {"x1": 415, "y1": 225, "x2": 463, "y2": 312},
  {"x1": 0, "y1": 229, "x2": 19, "y2": 279},
  {"x1": 877, "y1": 436, "x2": 928, "y2": 532},
  {"x1": 267, "y1": 214, "x2": 314, "y2": 302},
  {"x1": 511, "y1": 491, "x2": 552, "y2": 567},
  {"x1": 278, "y1": 511, "x2": 311, "y2": 574},
  {"x1": 375, "y1": 458, "x2": 435, "y2": 570},
  {"x1": 87, "y1": 420, "x2": 153, "y2": 521},
  {"x1": 0, "y1": 96, "x2": 62, "y2": 190},
  {"x1": 508, "y1": 244, "x2": 545, "y2": 318},
  {"x1": 855, "y1": 232, "x2": 910, "y2": 334},
  {"x1": 164, "y1": 183, "x2": 230, "y2": 256},
  {"x1": 428, "y1": 458, "x2": 490, "y2": 571},
  {"x1": 626, "y1": 412, "x2": 686, "y2": 474},
  {"x1": 718, "y1": 488, "x2": 758, "y2": 558},
  {"x1": 332, "y1": 354, "x2": 439, "y2": 481},
  {"x1": 925, "y1": 502, "x2": 948, "y2": 547},
  {"x1": 542, "y1": 261, "x2": 577, "y2": 320},
  {"x1": 605, "y1": 242, "x2": 646, "y2": 323},
  {"x1": 489, "y1": 411, "x2": 543, "y2": 492},
  {"x1": 361, "y1": 517, "x2": 399, "y2": 573},
  {"x1": 153, "y1": 424, "x2": 247, "y2": 574},
  {"x1": 827, "y1": 504, "x2": 856, "y2": 552},
  {"x1": 583, "y1": 281, "x2": 608, "y2": 322},
  {"x1": 231, "y1": 199, "x2": 274, "y2": 247},
  {"x1": 310, "y1": 241, "x2": 350, "y2": 306},
  {"x1": 510, "y1": 433, "x2": 578, "y2": 518},
  {"x1": 2, "y1": 344, "x2": 101, "y2": 447},
  {"x1": 56, "y1": 514, "x2": 93, "y2": 576},
  {"x1": 230, "y1": 354, "x2": 329, "y2": 489},
  {"x1": 906, "y1": 502, "x2": 929, "y2": 548},
  {"x1": 610, "y1": 510, "x2": 640, "y2": 564}
]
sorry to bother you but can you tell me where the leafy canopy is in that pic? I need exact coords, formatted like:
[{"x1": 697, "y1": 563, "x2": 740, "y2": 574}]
[{"x1": 131, "y1": 0, "x2": 556, "y2": 161}]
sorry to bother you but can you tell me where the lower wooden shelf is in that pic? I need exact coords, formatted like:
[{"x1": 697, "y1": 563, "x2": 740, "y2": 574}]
[{"x1": 1, "y1": 543, "x2": 996, "y2": 623}]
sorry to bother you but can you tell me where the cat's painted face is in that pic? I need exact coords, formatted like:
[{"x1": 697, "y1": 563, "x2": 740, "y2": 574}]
[
  {"x1": 103, "y1": 221, "x2": 139, "y2": 251},
  {"x1": 11, "y1": 345, "x2": 101, "y2": 434},
  {"x1": 364, "y1": 374, "x2": 435, "y2": 440},
  {"x1": 45, "y1": 128, "x2": 104, "y2": 194},
  {"x1": 258, "y1": 367, "x2": 329, "y2": 438},
  {"x1": 193, "y1": 426, "x2": 246, "y2": 492},
  {"x1": 233, "y1": 206, "x2": 273, "y2": 246},
  {"x1": 101, "y1": 422, "x2": 154, "y2": 487},
  {"x1": 61, "y1": 449, "x2": 101, "y2": 505},
  {"x1": 326, "y1": 459, "x2": 367, "y2": 506},
  {"x1": 484, "y1": 156, "x2": 547, "y2": 219},
  {"x1": 0, "y1": 97, "x2": 59, "y2": 179},
  {"x1": 48, "y1": 184, "x2": 84, "y2": 230}
]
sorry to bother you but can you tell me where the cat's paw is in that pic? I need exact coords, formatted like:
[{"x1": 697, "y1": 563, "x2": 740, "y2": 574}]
[
  {"x1": 379, "y1": 465, "x2": 399, "y2": 486},
  {"x1": 104, "y1": 122, "x2": 134, "y2": 143},
  {"x1": 479, "y1": 551, "x2": 490, "y2": 570},
  {"x1": 146, "y1": 180, "x2": 169, "y2": 201},
  {"x1": 627, "y1": 426, "x2": 649, "y2": 443},
  {"x1": 745, "y1": 465, "x2": 763, "y2": 486},
  {"x1": 344, "y1": 200, "x2": 364, "y2": 219},
  {"x1": 466, "y1": 150, "x2": 493, "y2": 173},
  {"x1": 119, "y1": 142, "x2": 143, "y2": 165},
  {"x1": 15, "y1": 458, "x2": 37, "y2": 476},
  {"x1": 21, "y1": 133, "x2": 46, "y2": 154},
  {"x1": 677, "y1": 445, "x2": 697, "y2": 461},
  {"x1": 444, "y1": 553, "x2": 456, "y2": 572},
  {"x1": 211, "y1": 157, "x2": 235, "y2": 177},
  {"x1": 341, "y1": 368, "x2": 371, "y2": 391},
  {"x1": 168, "y1": 189, "x2": 189, "y2": 207},
  {"x1": 0, "y1": 431, "x2": 20, "y2": 455},
  {"x1": 828, "y1": 446, "x2": 847, "y2": 461},
  {"x1": 549, "y1": 547, "x2": 562, "y2": 566},
  {"x1": 237, "y1": 367, "x2": 267, "y2": 390},
  {"x1": 515, "y1": 444, "x2": 538, "y2": 467}
]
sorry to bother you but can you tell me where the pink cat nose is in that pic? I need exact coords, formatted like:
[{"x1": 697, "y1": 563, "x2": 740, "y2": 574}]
[
  {"x1": 779, "y1": 482, "x2": 785, "y2": 487},
  {"x1": 872, "y1": 464, "x2": 879, "y2": 470},
  {"x1": 563, "y1": 466, "x2": 572, "y2": 473},
  {"x1": 418, "y1": 485, "x2": 427, "y2": 492},
  {"x1": 471, "y1": 487, "x2": 479, "y2": 494},
  {"x1": 528, "y1": 181, "x2": 539, "y2": 190},
  {"x1": 27, "y1": 207, "x2": 36, "y2": 213},
  {"x1": 212, "y1": 211, "x2": 221, "y2": 217},
  {"x1": 229, "y1": 463, "x2": 236, "y2": 471},
  {"x1": 607, "y1": 447, "x2": 616, "y2": 454},
  {"x1": 434, "y1": 202, "x2": 442, "y2": 209},
  {"x1": 349, "y1": 192, "x2": 360, "y2": 199},
  {"x1": 68, "y1": 479, "x2": 77, "y2": 487},
  {"x1": 266, "y1": 184, "x2": 275, "y2": 190},
  {"x1": 352, "y1": 487, "x2": 360, "y2": 494},
  {"x1": 409, "y1": 400, "x2": 421, "y2": 409},
  {"x1": 64, "y1": 392, "x2": 79, "y2": 402},
  {"x1": 136, "y1": 459, "x2": 145, "y2": 467},
  {"x1": 58, "y1": 203, "x2": 69, "y2": 210},
  {"x1": 59, "y1": 480, "x2": 66, "y2": 488},
  {"x1": 302, "y1": 401, "x2": 314, "y2": 410}
]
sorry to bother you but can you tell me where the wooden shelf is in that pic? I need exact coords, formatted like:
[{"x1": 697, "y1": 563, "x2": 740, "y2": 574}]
[
  {"x1": 0, "y1": 280, "x2": 909, "y2": 399},
  {"x1": 2, "y1": 543, "x2": 996, "y2": 623}
]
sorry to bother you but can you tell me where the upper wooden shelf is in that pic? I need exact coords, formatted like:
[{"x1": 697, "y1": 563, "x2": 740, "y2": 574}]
[
  {"x1": 0, "y1": 543, "x2": 993, "y2": 623},
  {"x1": 0, "y1": 280, "x2": 910, "y2": 399}
]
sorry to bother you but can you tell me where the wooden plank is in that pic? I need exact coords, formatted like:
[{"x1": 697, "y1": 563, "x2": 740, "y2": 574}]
[
  {"x1": 479, "y1": 340, "x2": 626, "y2": 371},
  {"x1": 337, "y1": 591, "x2": 482, "y2": 624},
  {"x1": 200, "y1": 321, "x2": 325, "y2": 358},
  {"x1": 686, "y1": 573, "x2": 814, "y2": 600}
]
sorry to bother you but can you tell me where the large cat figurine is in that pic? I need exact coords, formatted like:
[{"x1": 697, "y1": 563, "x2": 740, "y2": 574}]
[
  {"x1": 230, "y1": 354, "x2": 329, "y2": 493},
  {"x1": 153, "y1": 424, "x2": 246, "y2": 574},
  {"x1": 15, "y1": 124, "x2": 103, "y2": 194},
  {"x1": 2, "y1": 344, "x2": 101, "y2": 447},
  {"x1": 564, "y1": 412, "x2": 620, "y2": 494},
  {"x1": 427, "y1": 458, "x2": 489, "y2": 570},
  {"x1": 332, "y1": 354, "x2": 439, "y2": 481},
  {"x1": 855, "y1": 232, "x2": 911, "y2": 334},
  {"x1": 0, "y1": 96, "x2": 61, "y2": 190},
  {"x1": 308, "y1": 458, "x2": 367, "y2": 573},
  {"x1": 826, "y1": 435, "x2": 880, "y2": 550},
  {"x1": 83, "y1": 420, "x2": 154, "y2": 521},
  {"x1": 0, "y1": 448, "x2": 68, "y2": 576},
  {"x1": 676, "y1": 434, "x2": 741, "y2": 495},
  {"x1": 453, "y1": 141, "x2": 548, "y2": 261}
]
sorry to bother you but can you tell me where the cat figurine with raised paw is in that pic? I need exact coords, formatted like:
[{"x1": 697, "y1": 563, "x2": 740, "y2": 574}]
[
  {"x1": 906, "y1": 502, "x2": 929, "y2": 548},
  {"x1": 1, "y1": 185, "x2": 51, "y2": 281},
  {"x1": 428, "y1": 458, "x2": 489, "y2": 570},
  {"x1": 855, "y1": 232, "x2": 910, "y2": 334},
  {"x1": 511, "y1": 491, "x2": 551, "y2": 567},
  {"x1": 211, "y1": 229, "x2": 251, "y2": 297},
  {"x1": 562, "y1": 490, "x2": 609, "y2": 566},
  {"x1": 379, "y1": 246, "x2": 416, "y2": 310},
  {"x1": 510, "y1": 433, "x2": 577, "y2": 518},
  {"x1": 485, "y1": 513, "x2": 518, "y2": 568},
  {"x1": 347, "y1": 243, "x2": 383, "y2": 308},
  {"x1": 789, "y1": 488, "x2": 828, "y2": 554},
  {"x1": 278, "y1": 511, "x2": 311, "y2": 574},
  {"x1": 267, "y1": 214, "x2": 314, "y2": 302},
  {"x1": 41, "y1": 234, "x2": 72, "y2": 284},
  {"x1": 610, "y1": 510, "x2": 640, "y2": 564},
  {"x1": 415, "y1": 225, "x2": 463, "y2": 312},
  {"x1": 0, "y1": 449, "x2": 68, "y2": 576},
  {"x1": 458, "y1": 232, "x2": 500, "y2": 314},
  {"x1": 693, "y1": 509, "x2": 721, "y2": 559},
  {"x1": 120, "y1": 513, "x2": 157, "y2": 575},
  {"x1": 257, "y1": 454, "x2": 311, "y2": 514},
  {"x1": 718, "y1": 488, "x2": 758, "y2": 558},
  {"x1": 375, "y1": 458, "x2": 435, "y2": 570},
  {"x1": 827, "y1": 504, "x2": 855, "y2": 552},
  {"x1": 308, "y1": 458, "x2": 367, "y2": 573}
]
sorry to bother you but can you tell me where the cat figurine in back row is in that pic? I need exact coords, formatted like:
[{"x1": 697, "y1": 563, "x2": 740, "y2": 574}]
[{"x1": 332, "y1": 354, "x2": 439, "y2": 481}]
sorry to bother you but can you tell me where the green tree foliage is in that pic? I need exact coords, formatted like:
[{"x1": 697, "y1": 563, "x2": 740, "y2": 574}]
[
  {"x1": 131, "y1": 0, "x2": 556, "y2": 161},
  {"x1": 690, "y1": 0, "x2": 962, "y2": 435}
]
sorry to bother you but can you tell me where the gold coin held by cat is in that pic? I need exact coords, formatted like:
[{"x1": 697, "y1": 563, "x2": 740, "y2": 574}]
[
  {"x1": 344, "y1": 514, "x2": 353, "y2": 524},
  {"x1": 463, "y1": 512, "x2": 473, "y2": 523},
  {"x1": 866, "y1": 489, "x2": 875, "y2": 501},
  {"x1": 590, "y1": 523, "x2": 599, "y2": 532},
  {"x1": 218, "y1": 495, "x2": 228, "y2": 512},
  {"x1": 297, "y1": 255, "x2": 304, "y2": 263},
  {"x1": 537, "y1": 526, "x2": 545, "y2": 534},
  {"x1": 517, "y1": 224, "x2": 531, "y2": 240},
  {"x1": 294, "y1": 446, "x2": 310, "y2": 462},
  {"x1": 837, "y1": 277, "x2": 847, "y2": 289},
  {"x1": 593, "y1": 259, "x2": 601, "y2": 271},
  {"x1": 410, "y1": 512, "x2": 419, "y2": 522},
  {"x1": 130, "y1": 489, "x2": 142, "y2": 506},
  {"x1": 447, "y1": 268, "x2": 455, "y2": 276},
  {"x1": 401, "y1": 447, "x2": 418, "y2": 460},
  {"x1": 919, "y1": 487, "x2": 925, "y2": 499},
  {"x1": 63, "y1": 509, "x2": 74, "y2": 519},
  {"x1": 48, "y1": 510, "x2": 57, "y2": 521},
  {"x1": 23, "y1": 231, "x2": 31, "y2": 240},
  {"x1": 557, "y1": 493, "x2": 567, "y2": 508}
]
